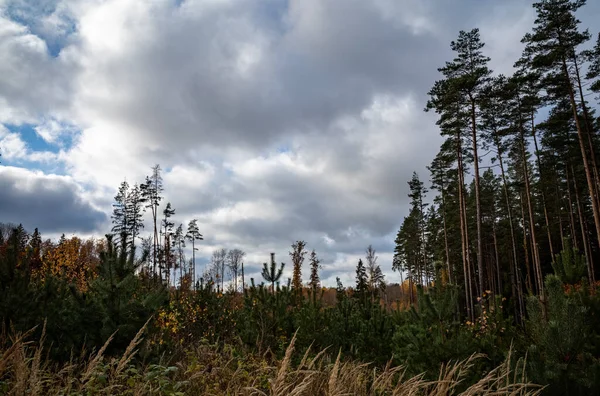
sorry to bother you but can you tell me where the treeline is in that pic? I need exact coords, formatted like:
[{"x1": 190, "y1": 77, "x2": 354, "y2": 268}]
[{"x1": 3, "y1": 217, "x2": 599, "y2": 393}]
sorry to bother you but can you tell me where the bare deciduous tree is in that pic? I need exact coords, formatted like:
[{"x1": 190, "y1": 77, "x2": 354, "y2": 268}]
[{"x1": 227, "y1": 248, "x2": 246, "y2": 292}]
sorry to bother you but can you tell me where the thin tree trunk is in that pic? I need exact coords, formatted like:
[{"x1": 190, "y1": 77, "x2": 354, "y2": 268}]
[
  {"x1": 470, "y1": 97, "x2": 485, "y2": 300},
  {"x1": 420, "y1": 196, "x2": 427, "y2": 286},
  {"x1": 154, "y1": 176, "x2": 160, "y2": 282},
  {"x1": 520, "y1": 192, "x2": 534, "y2": 294},
  {"x1": 495, "y1": 139, "x2": 519, "y2": 314},
  {"x1": 573, "y1": 55, "x2": 600, "y2": 210},
  {"x1": 179, "y1": 244, "x2": 183, "y2": 289},
  {"x1": 441, "y1": 186, "x2": 452, "y2": 283},
  {"x1": 531, "y1": 115, "x2": 554, "y2": 258},
  {"x1": 493, "y1": 220, "x2": 501, "y2": 295},
  {"x1": 582, "y1": 220, "x2": 595, "y2": 286},
  {"x1": 561, "y1": 56, "x2": 600, "y2": 252},
  {"x1": 409, "y1": 275, "x2": 414, "y2": 305},
  {"x1": 518, "y1": 117, "x2": 543, "y2": 295},
  {"x1": 573, "y1": 164, "x2": 595, "y2": 284},
  {"x1": 458, "y1": 138, "x2": 473, "y2": 322},
  {"x1": 234, "y1": 268, "x2": 238, "y2": 293},
  {"x1": 552, "y1": 166, "x2": 566, "y2": 251},
  {"x1": 153, "y1": 206, "x2": 158, "y2": 281},
  {"x1": 399, "y1": 270, "x2": 404, "y2": 306},
  {"x1": 517, "y1": 267, "x2": 525, "y2": 325},
  {"x1": 558, "y1": 207, "x2": 565, "y2": 251},
  {"x1": 241, "y1": 261, "x2": 245, "y2": 295},
  {"x1": 191, "y1": 239, "x2": 196, "y2": 290},
  {"x1": 566, "y1": 166, "x2": 579, "y2": 250},
  {"x1": 462, "y1": 170, "x2": 476, "y2": 317}
]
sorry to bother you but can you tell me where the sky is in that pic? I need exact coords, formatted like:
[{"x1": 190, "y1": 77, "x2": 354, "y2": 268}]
[{"x1": 1, "y1": 0, "x2": 599, "y2": 286}]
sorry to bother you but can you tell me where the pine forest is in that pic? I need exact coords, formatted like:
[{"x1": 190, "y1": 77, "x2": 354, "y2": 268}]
[{"x1": 3, "y1": 0, "x2": 600, "y2": 394}]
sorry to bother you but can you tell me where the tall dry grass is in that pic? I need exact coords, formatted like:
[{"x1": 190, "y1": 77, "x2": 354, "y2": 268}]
[{"x1": 0, "y1": 326, "x2": 542, "y2": 395}]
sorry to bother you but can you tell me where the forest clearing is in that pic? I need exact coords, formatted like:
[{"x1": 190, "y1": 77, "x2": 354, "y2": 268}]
[{"x1": 2, "y1": 0, "x2": 600, "y2": 394}]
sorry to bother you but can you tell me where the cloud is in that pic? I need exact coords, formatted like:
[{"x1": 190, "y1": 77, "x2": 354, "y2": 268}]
[
  {"x1": 2, "y1": 0, "x2": 599, "y2": 284},
  {"x1": 0, "y1": 125, "x2": 27, "y2": 159},
  {"x1": 0, "y1": 9, "x2": 74, "y2": 124},
  {"x1": 0, "y1": 166, "x2": 107, "y2": 234},
  {"x1": 0, "y1": 125, "x2": 58, "y2": 162}
]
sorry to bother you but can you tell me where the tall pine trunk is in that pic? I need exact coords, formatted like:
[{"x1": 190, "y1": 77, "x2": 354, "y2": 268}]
[
  {"x1": 469, "y1": 97, "x2": 485, "y2": 299},
  {"x1": 441, "y1": 186, "x2": 452, "y2": 283},
  {"x1": 191, "y1": 239, "x2": 196, "y2": 289},
  {"x1": 566, "y1": 165, "x2": 579, "y2": 250},
  {"x1": 494, "y1": 138, "x2": 518, "y2": 310},
  {"x1": 572, "y1": 164, "x2": 595, "y2": 284},
  {"x1": 420, "y1": 197, "x2": 427, "y2": 286},
  {"x1": 531, "y1": 116, "x2": 554, "y2": 258},
  {"x1": 457, "y1": 133, "x2": 473, "y2": 321},
  {"x1": 517, "y1": 105, "x2": 543, "y2": 295},
  {"x1": 493, "y1": 220, "x2": 501, "y2": 295},
  {"x1": 561, "y1": 56, "x2": 600, "y2": 253},
  {"x1": 520, "y1": 192, "x2": 534, "y2": 294},
  {"x1": 573, "y1": 55, "x2": 600, "y2": 211}
]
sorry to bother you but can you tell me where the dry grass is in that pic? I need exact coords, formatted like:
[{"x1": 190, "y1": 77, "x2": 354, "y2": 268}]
[{"x1": 0, "y1": 327, "x2": 542, "y2": 395}]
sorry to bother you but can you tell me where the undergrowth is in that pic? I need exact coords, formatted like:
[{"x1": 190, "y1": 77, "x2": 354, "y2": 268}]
[{"x1": 0, "y1": 324, "x2": 541, "y2": 396}]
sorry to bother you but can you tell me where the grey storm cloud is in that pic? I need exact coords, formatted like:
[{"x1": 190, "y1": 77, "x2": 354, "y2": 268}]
[
  {"x1": 2, "y1": 0, "x2": 600, "y2": 283},
  {"x1": 0, "y1": 167, "x2": 107, "y2": 234},
  {"x1": 56, "y1": 0, "x2": 466, "y2": 152}
]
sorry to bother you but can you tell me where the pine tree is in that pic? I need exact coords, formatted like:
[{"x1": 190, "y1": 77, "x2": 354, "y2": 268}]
[
  {"x1": 185, "y1": 219, "x2": 203, "y2": 288},
  {"x1": 394, "y1": 210, "x2": 422, "y2": 305},
  {"x1": 335, "y1": 277, "x2": 345, "y2": 302},
  {"x1": 111, "y1": 181, "x2": 130, "y2": 249},
  {"x1": 127, "y1": 183, "x2": 146, "y2": 251},
  {"x1": 290, "y1": 240, "x2": 307, "y2": 295},
  {"x1": 444, "y1": 28, "x2": 492, "y2": 299},
  {"x1": 428, "y1": 150, "x2": 455, "y2": 284},
  {"x1": 552, "y1": 239, "x2": 587, "y2": 284},
  {"x1": 407, "y1": 172, "x2": 430, "y2": 285},
  {"x1": 355, "y1": 258, "x2": 368, "y2": 302},
  {"x1": 526, "y1": 275, "x2": 590, "y2": 392},
  {"x1": 28, "y1": 228, "x2": 42, "y2": 271},
  {"x1": 585, "y1": 33, "x2": 600, "y2": 99},
  {"x1": 141, "y1": 165, "x2": 163, "y2": 280},
  {"x1": 161, "y1": 203, "x2": 176, "y2": 285},
  {"x1": 94, "y1": 234, "x2": 166, "y2": 352},
  {"x1": 480, "y1": 76, "x2": 521, "y2": 309},
  {"x1": 522, "y1": 0, "x2": 600, "y2": 254},
  {"x1": 365, "y1": 245, "x2": 385, "y2": 300},
  {"x1": 426, "y1": 59, "x2": 475, "y2": 320},
  {"x1": 503, "y1": 74, "x2": 544, "y2": 295},
  {"x1": 173, "y1": 224, "x2": 186, "y2": 287},
  {"x1": 308, "y1": 249, "x2": 321, "y2": 303},
  {"x1": 261, "y1": 253, "x2": 284, "y2": 293}
]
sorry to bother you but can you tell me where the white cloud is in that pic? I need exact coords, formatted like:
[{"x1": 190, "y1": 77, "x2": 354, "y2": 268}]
[
  {"x1": 0, "y1": 125, "x2": 58, "y2": 162},
  {"x1": 34, "y1": 118, "x2": 75, "y2": 144},
  {"x1": 0, "y1": 9, "x2": 74, "y2": 124},
  {"x1": 0, "y1": 125, "x2": 27, "y2": 159},
  {"x1": 2, "y1": 0, "x2": 597, "y2": 284}
]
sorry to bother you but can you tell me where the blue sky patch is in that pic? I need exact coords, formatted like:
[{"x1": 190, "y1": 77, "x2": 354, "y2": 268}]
[
  {"x1": 5, "y1": 123, "x2": 74, "y2": 153},
  {"x1": 276, "y1": 144, "x2": 291, "y2": 154},
  {"x1": 0, "y1": 123, "x2": 75, "y2": 174},
  {"x1": 4, "y1": 0, "x2": 76, "y2": 58}
]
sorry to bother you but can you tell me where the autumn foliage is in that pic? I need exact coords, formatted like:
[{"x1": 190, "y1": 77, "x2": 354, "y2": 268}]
[{"x1": 36, "y1": 237, "x2": 101, "y2": 291}]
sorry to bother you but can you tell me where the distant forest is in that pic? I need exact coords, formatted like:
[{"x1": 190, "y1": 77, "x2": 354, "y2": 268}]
[{"x1": 2, "y1": 0, "x2": 600, "y2": 394}]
